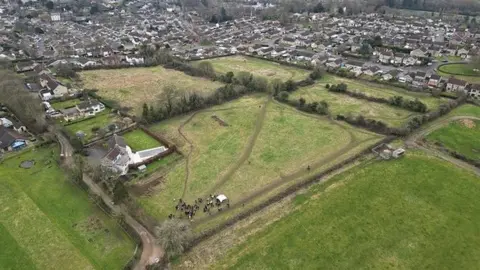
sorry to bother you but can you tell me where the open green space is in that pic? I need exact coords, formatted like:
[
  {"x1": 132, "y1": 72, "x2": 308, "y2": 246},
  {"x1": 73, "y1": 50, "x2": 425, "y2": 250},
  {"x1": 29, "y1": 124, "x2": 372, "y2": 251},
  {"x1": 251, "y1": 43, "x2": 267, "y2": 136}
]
[
  {"x1": 291, "y1": 82, "x2": 417, "y2": 127},
  {"x1": 438, "y1": 63, "x2": 480, "y2": 76},
  {"x1": 318, "y1": 74, "x2": 445, "y2": 110},
  {"x1": 51, "y1": 99, "x2": 81, "y2": 110},
  {"x1": 122, "y1": 129, "x2": 162, "y2": 152},
  {"x1": 195, "y1": 55, "x2": 310, "y2": 82},
  {"x1": 426, "y1": 119, "x2": 480, "y2": 160},
  {"x1": 64, "y1": 111, "x2": 123, "y2": 142},
  {"x1": 0, "y1": 146, "x2": 134, "y2": 270},
  {"x1": 449, "y1": 104, "x2": 480, "y2": 117},
  {"x1": 80, "y1": 66, "x2": 224, "y2": 115},
  {"x1": 214, "y1": 152, "x2": 480, "y2": 269},
  {"x1": 137, "y1": 94, "x2": 380, "y2": 230}
]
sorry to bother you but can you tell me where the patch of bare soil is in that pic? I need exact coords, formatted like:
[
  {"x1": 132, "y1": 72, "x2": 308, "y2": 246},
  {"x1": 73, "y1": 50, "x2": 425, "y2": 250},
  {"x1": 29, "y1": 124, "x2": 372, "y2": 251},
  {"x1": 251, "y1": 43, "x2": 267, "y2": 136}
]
[
  {"x1": 459, "y1": 119, "x2": 475, "y2": 129},
  {"x1": 211, "y1": 114, "x2": 229, "y2": 126},
  {"x1": 129, "y1": 177, "x2": 163, "y2": 197}
]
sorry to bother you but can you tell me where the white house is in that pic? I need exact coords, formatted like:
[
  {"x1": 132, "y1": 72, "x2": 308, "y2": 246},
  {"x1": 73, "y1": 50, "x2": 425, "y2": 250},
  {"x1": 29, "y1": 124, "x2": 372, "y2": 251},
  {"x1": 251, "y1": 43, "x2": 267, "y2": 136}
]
[{"x1": 446, "y1": 77, "x2": 468, "y2": 93}]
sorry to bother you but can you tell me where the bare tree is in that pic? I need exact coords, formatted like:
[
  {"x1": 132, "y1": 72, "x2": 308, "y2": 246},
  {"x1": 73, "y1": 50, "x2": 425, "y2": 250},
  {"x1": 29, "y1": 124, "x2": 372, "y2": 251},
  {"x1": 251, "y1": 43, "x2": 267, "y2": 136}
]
[
  {"x1": 0, "y1": 69, "x2": 46, "y2": 133},
  {"x1": 155, "y1": 219, "x2": 193, "y2": 259}
]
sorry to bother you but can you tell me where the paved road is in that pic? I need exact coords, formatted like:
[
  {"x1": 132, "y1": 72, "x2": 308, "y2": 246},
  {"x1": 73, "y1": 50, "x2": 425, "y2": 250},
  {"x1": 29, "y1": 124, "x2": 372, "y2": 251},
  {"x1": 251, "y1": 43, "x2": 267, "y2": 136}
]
[
  {"x1": 55, "y1": 131, "x2": 164, "y2": 269},
  {"x1": 406, "y1": 116, "x2": 480, "y2": 176}
]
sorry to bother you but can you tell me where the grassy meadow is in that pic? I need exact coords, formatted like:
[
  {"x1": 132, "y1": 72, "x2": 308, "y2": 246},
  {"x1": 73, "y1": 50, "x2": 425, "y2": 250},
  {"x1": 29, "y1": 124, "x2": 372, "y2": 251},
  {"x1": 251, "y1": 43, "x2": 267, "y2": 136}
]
[
  {"x1": 0, "y1": 146, "x2": 134, "y2": 270},
  {"x1": 137, "y1": 94, "x2": 381, "y2": 229},
  {"x1": 213, "y1": 152, "x2": 480, "y2": 269},
  {"x1": 426, "y1": 119, "x2": 480, "y2": 160},
  {"x1": 122, "y1": 129, "x2": 162, "y2": 152},
  {"x1": 196, "y1": 55, "x2": 310, "y2": 82},
  {"x1": 317, "y1": 74, "x2": 446, "y2": 110},
  {"x1": 291, "y1": 82, "x2": 418, "y2": 127},
  {"x1": 51, "y1": 99, "x2": 82, "y2": 110},
  {"x1": 79, "y1": 66, "x2": 224, "y2": 115}
]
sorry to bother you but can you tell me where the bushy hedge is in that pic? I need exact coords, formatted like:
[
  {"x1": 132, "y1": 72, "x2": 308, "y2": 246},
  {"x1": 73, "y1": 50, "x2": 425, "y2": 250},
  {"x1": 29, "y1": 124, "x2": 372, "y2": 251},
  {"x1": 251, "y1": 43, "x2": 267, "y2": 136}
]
[{"x1": 328, "y1": 83, "x2": 428, "y2": 113}]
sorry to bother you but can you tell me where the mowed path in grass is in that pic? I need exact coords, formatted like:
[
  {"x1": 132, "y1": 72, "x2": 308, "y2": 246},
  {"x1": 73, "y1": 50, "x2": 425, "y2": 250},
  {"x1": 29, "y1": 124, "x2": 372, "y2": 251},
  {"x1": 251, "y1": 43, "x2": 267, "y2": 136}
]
[
  {"x1": 292, "y1": 82, "x2": 417, "y2": 127},
  {"x1": 138, "y1": 94, "x2": 380, "y2": 225},
  {"x1": 197, "y1": 55, "x2": 310, "y2": 82},
  {"x1": 426, "y1": 119, "x2": 480, "y2": 160},
  {"x1": 0, "y1": 146, "x2": 134, "y2": 270},
  {"x1": 214, "y1": 152, "x2": 480, "y2": 269},
  {"x1": 80, "y1": 66, "x2": 224, "y2": 115}
]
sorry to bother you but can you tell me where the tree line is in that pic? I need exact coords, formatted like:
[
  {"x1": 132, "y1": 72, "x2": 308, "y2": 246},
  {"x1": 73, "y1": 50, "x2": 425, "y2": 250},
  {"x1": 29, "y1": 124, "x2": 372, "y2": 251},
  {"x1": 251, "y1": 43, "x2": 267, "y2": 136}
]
[{"x1": 327, "y1": 83, "x2": 428, "y2": 113}]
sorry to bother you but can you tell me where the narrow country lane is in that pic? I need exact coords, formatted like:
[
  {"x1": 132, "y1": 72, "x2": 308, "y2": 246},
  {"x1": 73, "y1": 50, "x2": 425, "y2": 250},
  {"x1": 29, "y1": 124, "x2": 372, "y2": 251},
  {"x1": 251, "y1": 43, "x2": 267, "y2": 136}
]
[{"x1": 55, "y1": 131, "x2": 164, "y2": 270}]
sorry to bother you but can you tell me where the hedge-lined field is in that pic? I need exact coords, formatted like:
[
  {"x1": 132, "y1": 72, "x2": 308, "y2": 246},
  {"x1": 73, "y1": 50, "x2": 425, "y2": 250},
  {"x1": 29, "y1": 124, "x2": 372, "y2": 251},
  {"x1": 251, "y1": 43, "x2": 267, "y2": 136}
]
[
  {"x1": 196, "y1": 56, "x2": 310, "y2": 82},
  {"x1": 0, "y1": 146, "x2": 134, "y2": 269},
  {"x1": 80, "y1": 66, "x2": 224, "y2": 115},
  {"x1": 214, "y1": 152, "x2": 480, "y2": 269}
]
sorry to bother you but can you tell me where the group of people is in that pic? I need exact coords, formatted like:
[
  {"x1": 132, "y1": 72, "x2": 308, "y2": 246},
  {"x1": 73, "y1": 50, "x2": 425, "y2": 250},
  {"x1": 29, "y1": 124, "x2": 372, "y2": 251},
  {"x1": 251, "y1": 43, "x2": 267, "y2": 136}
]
[{"x1": 168, "y1": 194, "x2": 230, "y2": 220}]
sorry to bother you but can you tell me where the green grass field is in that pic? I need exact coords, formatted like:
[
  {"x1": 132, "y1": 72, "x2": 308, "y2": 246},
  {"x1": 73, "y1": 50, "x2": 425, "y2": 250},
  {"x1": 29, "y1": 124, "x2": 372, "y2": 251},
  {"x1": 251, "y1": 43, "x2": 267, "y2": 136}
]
[
  {"x1": 438, "y1": 63, "x2": 480, "y2": 76},
  {"x1": 122, "y1": 129, "x2": 162, "y2": 152},
  {"x1": 64, "y1": 111, "x2": 122, "y2": 142},
  {"x1": 0, "y1": 146, "x2": 134, "y2": 270},
  {"x1": 291, "y1": 82, "x2": 418, "y2": 127},
  {"x1": 196, "y1": 56, "x2": 310, "y2": 82},
  {"x1": 51, "y1": 99, "x2": 81, "y2": 110},
  {"x1": 426, "y1": 119, "x2": 480, "y2": 160},
  {"x1": 214, "y1": 152, "x2": 480, "y2": 269},
  {"x1": 80, "y1": 67, "x2": 224, "y2": 115},
  {"x1": 449, "y1": 104, "x2": 480, "y2": 117},
  {"x1": 318, "y1": 74, "x2": 445, "y2": 110},
  {"x1": 137, "y1": 94, "x2": 381, "y2": 230}
]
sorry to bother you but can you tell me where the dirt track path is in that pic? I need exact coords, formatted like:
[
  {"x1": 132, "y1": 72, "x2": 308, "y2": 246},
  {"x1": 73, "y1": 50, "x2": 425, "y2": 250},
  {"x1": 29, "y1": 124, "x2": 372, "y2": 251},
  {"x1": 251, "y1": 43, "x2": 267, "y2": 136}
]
[
  {"x1": 206, "y1": 96, "x2": 271, "y2": 195},
  {"x1": 193, "y1": 101, "x2": 382, "y2": 225},
  {"x1": 406, "y1": 115, "x2": 480, "y2": 176},
  {"x1": 177, "y1": 102, "x2": 266, "y2": 198}
]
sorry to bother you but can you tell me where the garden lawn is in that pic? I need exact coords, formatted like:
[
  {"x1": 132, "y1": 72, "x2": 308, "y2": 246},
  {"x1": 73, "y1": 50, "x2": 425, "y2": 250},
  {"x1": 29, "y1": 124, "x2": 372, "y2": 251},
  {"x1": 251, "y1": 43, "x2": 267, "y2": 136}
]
[
  {"x1": 51, "y1": 99, "x2": 81, "y2": 110},
  {"x1": 214, "y1": 152, "x2": 480, "y2": 270},
  {"x1": 317, "y1": 74, "x2": 445, "y2": 110},
  {"x1": 80, "y1": 67, "x2": 224, "y2": 115},
  {"x1": 122, "y1": 129, "x2": 162, "y2": 152},
  {"x1": 0, "y1": 146, "x2": 134, "y2": 270},
  {"x1": 196, "y1": 56, "x2": 310, "y2": 82},
  {"x1": 291, "y1": 82, "x2": 417, "y2": 127},
  {"x1": 426, "y1": 119, "x2": 480, "y2": 160},
  {"x1": 64, "y1": 111, "x2": 119, "y2": 141}
]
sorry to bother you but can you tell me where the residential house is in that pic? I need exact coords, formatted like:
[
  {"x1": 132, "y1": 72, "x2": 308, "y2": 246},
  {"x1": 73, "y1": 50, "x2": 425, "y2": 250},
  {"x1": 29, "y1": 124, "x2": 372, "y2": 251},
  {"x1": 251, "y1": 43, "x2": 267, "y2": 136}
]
[
  {"x1": 39, "y1": 74, "x2": 68, "y2": 97},
  {"x1": 427, "y1": 74, "x2": 441, "y2": 88},
  {"x1": 398, "y1": 72, "x2": 414, "y2": 84},
  {"x1": 467, "y1": 84, "x2": 480, "y2": 99},
  {"x1": 446, "y1": 77, "x2": 468, "y2": 93},
  {"x1": 377, "y1": 49, "x2": 394, "y2": 64},
  {"x1": 391, "y1": 53, "x2": 407, "y2": 65},
  {"x1": 403, "y1": 56, "x2": 417, "y2": 66},
  {"x1": 0, "y1": 126, "x2": 27, "y2": 152},
  {"x1": 382, "y1": 69, "x2": 401, "y2": 81},
  {"x1": 363, "y1": 66, "x2": 382, "y2": 76},
  {"x1": 76, "y1": 99, "x2": 105, "y2": 116},
  {"x1": 410, "y1": 47, "x2": 428, "y2": 58},
  {"x1": 15, "y1": 61, "x2": 37, "y2": 73},
  {"x1": 326, "y1": 58, "x2": 342, "y2": 69},
  {"x1": 344, "y1": 60, "x2": 364, "y2": 71},
  {"x1": 457, "y1": 48, "x2": 469, "y2": 59},
  {"x1": 101, "y1": 134, "x2": 134, "y2": 175}
]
